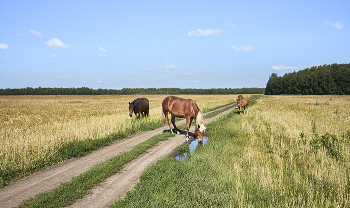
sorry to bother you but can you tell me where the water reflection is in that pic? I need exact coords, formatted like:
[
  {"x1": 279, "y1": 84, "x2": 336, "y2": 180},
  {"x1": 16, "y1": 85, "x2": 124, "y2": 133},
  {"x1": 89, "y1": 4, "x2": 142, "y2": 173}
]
[{"x1": 175, "y1": 136, "x2": 209, "y2": 161}]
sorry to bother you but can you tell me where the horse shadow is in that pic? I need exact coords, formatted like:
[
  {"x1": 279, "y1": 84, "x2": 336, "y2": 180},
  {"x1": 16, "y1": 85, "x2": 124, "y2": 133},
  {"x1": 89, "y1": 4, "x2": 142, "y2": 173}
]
[{"x1": 162, "y1": 129, "x2": 197, "y2": 140}]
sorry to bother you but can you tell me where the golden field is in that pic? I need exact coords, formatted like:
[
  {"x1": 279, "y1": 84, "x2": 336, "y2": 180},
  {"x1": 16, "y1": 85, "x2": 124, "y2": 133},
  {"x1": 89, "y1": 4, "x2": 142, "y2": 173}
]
[
  {"x1": 0, "y1": 94, "x2": 238, "y2": 175},
  {"x1": 237, "y1": 95, "x2": 350, "y2": 206}
]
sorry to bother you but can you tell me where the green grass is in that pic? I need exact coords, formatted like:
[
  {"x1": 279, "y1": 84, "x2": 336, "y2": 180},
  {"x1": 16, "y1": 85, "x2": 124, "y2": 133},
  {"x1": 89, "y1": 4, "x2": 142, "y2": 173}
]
[
  {"x1": 17, "y1": 132, "x2": 175, "y2": 208},
  {"x1": 203, "y1": 105, "x2": 235, "y2": 118}
]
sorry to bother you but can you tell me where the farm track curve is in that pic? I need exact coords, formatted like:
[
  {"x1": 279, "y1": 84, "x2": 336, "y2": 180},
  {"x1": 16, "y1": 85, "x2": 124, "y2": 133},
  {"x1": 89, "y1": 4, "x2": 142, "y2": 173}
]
[{"x1": 0, "y1": 102, "x2": 244, "y2": 208}]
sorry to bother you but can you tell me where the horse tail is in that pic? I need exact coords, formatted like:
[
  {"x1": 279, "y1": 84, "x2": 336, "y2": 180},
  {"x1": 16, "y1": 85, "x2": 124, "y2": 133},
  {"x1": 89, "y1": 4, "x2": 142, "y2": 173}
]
[{"x1": 161, "y1": 107, "x2": 166, "y2": 126}]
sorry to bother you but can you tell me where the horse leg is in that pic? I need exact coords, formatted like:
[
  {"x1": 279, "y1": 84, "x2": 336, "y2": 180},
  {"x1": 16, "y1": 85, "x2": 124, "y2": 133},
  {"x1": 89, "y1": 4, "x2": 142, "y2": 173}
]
[
  {"x1": 185, "y1": 117, "x2": 193, "y2": 141},
  {"x1": 165, "y1": 112, "x2": 174, "y2": 134},
  {"x1": 171, "y1": 115, "x2": 179, "y2": 134}
]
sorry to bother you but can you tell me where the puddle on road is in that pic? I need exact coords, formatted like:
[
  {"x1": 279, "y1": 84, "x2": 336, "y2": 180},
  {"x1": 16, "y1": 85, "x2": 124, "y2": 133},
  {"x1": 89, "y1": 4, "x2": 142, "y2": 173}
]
[{"x1": 175, "y1": 136, "x2": 209, "y2": 162}]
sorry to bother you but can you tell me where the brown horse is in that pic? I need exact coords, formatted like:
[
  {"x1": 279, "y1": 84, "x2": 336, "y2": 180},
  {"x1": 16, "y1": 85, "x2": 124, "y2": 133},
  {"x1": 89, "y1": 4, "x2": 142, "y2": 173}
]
[
  {"x1": 237, "y1": 95, "x2": 244, "y2": 100},
  {"x1": 129, "y1": 98, "x2": 149, "y2": 118},
  {"x1": 162, "y1": 96, "x2": 206, "y2": 142},
  {"x1": 237, "y1": 98, "x2": 249, "y2": 114}
]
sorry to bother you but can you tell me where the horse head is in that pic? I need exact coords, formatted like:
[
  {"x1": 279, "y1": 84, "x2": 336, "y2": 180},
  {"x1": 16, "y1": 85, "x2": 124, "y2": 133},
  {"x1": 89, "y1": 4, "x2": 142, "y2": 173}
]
[
  {"x1": 128, "y1": 102, "x2": 134, "y2": 117},
  {"x1": 195, "y1": 123, "x2": 206, "y2": 142}
]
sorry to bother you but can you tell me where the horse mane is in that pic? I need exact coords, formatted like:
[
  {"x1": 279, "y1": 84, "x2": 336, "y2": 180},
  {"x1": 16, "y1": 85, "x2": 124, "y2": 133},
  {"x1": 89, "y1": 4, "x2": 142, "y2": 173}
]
[{"x1": 191, "y1": 100, "x2": 203, "y2": 127}]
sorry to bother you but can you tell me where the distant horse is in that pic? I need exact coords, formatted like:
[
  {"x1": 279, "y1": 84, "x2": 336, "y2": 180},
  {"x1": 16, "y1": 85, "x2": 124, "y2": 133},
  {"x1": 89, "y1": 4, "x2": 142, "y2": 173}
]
[
  {"x1": 237, "y1": 98, "x2": 249, "y2": 114},
  {"x1": 162, "y1": 96, "x2": 206, "y2": 142},
  {"x1": 237, "y1": 95, "x2": 244, "y2": 100},
  {"x1": 129, "y1": 98, "x2": 149, "y2": 118}
]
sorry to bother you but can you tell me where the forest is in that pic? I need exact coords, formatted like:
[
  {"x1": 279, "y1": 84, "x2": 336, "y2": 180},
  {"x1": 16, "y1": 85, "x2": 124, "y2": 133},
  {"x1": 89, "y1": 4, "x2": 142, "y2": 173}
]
[
  {"x1": 265, "y1": 63, "x2": 350, "y2": 95},
  {"x1": 0, "y1": 87, "x2": 265, "y2": 95}
]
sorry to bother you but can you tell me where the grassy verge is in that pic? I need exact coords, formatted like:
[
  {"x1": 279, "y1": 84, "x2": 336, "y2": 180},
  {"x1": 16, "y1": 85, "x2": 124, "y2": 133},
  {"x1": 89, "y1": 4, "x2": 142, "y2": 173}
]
[
  {"x1": 0, "y1": 117, "x2": 161, "y2": 188},
  {"x1": 17, "y1": 132, "x2": 175, "y2": 208},
  {"x1": 111, "y1": 95, "x2": 350, "y2": 207}
]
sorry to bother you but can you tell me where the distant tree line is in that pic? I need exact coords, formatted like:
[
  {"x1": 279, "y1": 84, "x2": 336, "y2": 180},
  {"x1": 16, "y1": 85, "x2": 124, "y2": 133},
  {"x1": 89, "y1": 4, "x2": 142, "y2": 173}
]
[
  {"x1": 265, "y1": 63, "x2": 350, "y2": 95},
  {"x1": 0, "y1": 87, "x2": 265, "y2": 95}
]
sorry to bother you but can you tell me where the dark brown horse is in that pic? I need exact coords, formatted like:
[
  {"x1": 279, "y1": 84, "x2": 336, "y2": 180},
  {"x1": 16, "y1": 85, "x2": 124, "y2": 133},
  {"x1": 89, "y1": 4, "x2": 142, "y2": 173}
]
[
  {"x1": 237, "y1": 98, "x2": 249, "y2": 114},
  {"x1": 162, "y1": 96, "x2": 206, "y2": 142},
  {"x1": 129, "y1": 98, "x2": 149, "y2": 118},
  {"x1": 237, "y1": 95, "x2": 244, "y2": 100}
]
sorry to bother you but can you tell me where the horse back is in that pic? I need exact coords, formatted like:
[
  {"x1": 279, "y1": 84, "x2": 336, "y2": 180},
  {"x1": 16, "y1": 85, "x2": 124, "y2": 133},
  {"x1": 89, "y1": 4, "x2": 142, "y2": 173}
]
[
  {"x1": 133, "y1": 98, "x2": 149, "y2": 112},
  {"x1": 162, "y1": 96, "x2": 196, "y2": 118},
  {"x1": 237, "y1": 98, "x2": 249, "y2": 107}
]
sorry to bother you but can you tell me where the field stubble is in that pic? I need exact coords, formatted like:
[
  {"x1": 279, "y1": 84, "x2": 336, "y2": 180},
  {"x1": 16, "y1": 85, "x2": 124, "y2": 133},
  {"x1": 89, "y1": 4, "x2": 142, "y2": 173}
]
[{"x1": 0, "y1": 94, "x2": 238, "y2": 185}]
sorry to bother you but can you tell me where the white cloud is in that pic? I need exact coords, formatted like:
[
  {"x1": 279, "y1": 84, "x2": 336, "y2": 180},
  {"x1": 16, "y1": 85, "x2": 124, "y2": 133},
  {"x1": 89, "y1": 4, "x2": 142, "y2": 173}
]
[
  {"x1": 149, "y1": 79, "x2": 158, "y2": 82},
  {"x1": 29, "y1": 30, "x2": 42, "y2": 37},
  {"x1": 193, "y1": 80, "x2": 198, "y2": 83},
  {"x1": 46, "y1": 38, "x2": 70, "y2": 50},
  {"x1": 96, "y1": 53, "x2": 107, "y2": 57},
  {"x1": 57, "y1": 77, "x2": 69, "y2": 80},
  {"x1": 105, "y1": 80, "x2": 118, "y2": 85},
  {"x1": 230, "y1": 45, "x2": 255, "y2": 52},
  {"x1": 0, "y1": 43, "x2": 9, "y2": 50},
  {"x1": 98, "y1": 47, "x2": 106, "y2": 52},
  {"x1": 160, "y1": 64, "x2": 177, "y2": 70},
  {"x1": 15, "y1": 33, "x2": 25, "y2": 37},
  {"x1": 46, "y1": 55, "x2": 59, "y2": 58},
  {"x1": 178, "y1": 74, "x2": 193, "y2": 79},
  {"x1": 96, "y1": 81, "x2": 102, "y2": 83},
  {"x1": 154, "y1": 69, "x2": 171, "y2": 73},
  {"x1": 197, "y1": 71, "x2": 214, "y2": 75},
  {"x1": 323, "y1": 21, "x2": 344, "y2": 29},
  {"x1": 270, "y1": 65, "x2": 298, "y2": 71},
  {"x1": 187, "y1": 28, "x2": 222, "y2": 37}
]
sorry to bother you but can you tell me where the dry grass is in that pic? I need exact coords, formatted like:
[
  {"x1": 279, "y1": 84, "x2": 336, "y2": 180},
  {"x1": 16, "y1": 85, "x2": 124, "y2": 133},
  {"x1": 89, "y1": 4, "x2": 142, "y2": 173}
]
[
  {"x1": 236, "y1": 95, "x2": 350, "y2": 206},
  {"x1": 0, "y1": 94, "x2": 238, "y2": 179}
]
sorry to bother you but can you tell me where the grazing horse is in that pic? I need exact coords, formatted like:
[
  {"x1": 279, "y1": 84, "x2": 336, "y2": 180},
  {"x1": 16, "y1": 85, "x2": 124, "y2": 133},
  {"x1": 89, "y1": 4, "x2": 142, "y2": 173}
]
[
  {"x1": 237, "y1": 98, "x2": 249, "y2": 114},
  {"x1": 237, "y1": 95, "x2": 244, "y2": 100},
  {"x1": 129, "y1": 98, "x2": 149, "y2": 118},
  {"x1": 162, "y1": 96, "x2": 206, "y2": 142}
]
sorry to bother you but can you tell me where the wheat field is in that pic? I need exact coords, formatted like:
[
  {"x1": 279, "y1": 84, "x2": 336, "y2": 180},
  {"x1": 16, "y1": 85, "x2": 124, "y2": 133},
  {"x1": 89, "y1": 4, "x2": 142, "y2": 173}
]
[
  {"x1": 238, "y1": 95, "x2": 350, "y2": 206},
  {"x1": 0, "y1": 94, "x2": 237, "y2": 178}
]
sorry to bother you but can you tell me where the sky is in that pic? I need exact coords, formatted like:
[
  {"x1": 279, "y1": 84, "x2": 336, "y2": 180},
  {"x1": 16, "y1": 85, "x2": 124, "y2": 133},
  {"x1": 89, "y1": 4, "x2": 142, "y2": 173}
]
[{"x1": 1, "y1": 0, "x2": 349, "y2": 90}]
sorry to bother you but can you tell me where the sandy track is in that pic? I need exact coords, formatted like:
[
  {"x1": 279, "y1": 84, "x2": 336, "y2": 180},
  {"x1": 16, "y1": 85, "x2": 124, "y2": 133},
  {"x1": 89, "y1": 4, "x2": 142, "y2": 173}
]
[{"x1": 0, "y1": 103, "x2": 237, "y2": 208}]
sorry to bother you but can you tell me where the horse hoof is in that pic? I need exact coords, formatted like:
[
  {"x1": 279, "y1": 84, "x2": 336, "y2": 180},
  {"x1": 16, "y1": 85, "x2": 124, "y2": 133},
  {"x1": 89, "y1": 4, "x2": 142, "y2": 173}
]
[
  {"x1": 176, "y1": 131, "x2": 180, "y2": 135},
  {"x1": 186, "y1": 137, "x2": 189, "y2": 142}
]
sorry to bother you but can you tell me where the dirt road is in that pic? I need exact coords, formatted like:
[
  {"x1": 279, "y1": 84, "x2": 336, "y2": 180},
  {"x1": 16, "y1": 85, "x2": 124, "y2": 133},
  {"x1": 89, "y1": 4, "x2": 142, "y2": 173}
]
[{"x1": 0, "y1": 103, "x2": 238, "y2": 208}]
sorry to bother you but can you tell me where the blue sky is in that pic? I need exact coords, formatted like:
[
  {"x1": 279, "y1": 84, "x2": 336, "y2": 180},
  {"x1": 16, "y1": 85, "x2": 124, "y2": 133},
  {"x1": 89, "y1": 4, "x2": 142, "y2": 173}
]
[{"x1": 1, "y1": 0, "x2": 349, "y2": 89}]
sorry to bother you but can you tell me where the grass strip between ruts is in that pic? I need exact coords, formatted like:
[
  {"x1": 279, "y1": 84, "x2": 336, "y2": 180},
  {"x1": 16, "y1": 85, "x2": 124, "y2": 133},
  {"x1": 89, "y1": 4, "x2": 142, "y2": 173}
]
[
  {"x1": 17, "y1": 132, "x2": 175, "y2": 208},
  {"x1": 203, "y1": 105, "x2": 235, "y2": 119}
]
